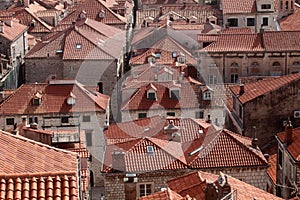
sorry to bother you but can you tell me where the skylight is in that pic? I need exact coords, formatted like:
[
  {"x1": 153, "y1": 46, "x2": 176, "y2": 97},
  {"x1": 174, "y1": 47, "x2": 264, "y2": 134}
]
[
  {"x1": 76, "y1": 44, "x2": 82, "y2": 49},
  {"x1": 146, "y1": 145, "x2": 154, "y2": 154}
]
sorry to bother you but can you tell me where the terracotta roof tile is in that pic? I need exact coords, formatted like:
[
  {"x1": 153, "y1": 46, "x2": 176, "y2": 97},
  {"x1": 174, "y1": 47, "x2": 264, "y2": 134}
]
[
  {"x1": 165, "y1": 171, "x2": 283, "y2": 200},
  {"x1": 139, "y1": 188, "x2": 185, "y2": 200},
  {"x1": 278, "y1": 127, "x2": 300, "y2": 161},
  {"x1": 263, "y1": 31, "x2": 300, "y2": 51},
  {"x1": 279, "y1": 5, "x2": 300, "y2": 31},
  {"x1": 0, "y1": 80, "x2": 109, "y2": 115},
  {"x1": 221, "y1": 0, "x2": 256, "y2": 14},
  {"x1": 0, "y1": 19, "x2": 27, "y2": 41},
  {"x1": 230, "y1": 73, "x2": 300, "y2": 104}
]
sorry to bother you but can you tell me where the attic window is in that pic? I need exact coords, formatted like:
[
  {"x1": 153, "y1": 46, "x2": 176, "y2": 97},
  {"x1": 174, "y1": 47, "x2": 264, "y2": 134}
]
[
  {"x1": 261, "y1": 4, "x2": 271, "y2": 9},
  {"x1": 146, "y1": 145, "x2": 154, "y2": 154},
  {"x1": 67, "y1": 92, "x2": 76, "y2": 105},
  {"x1": 32, "y1": 92, "x2": 42, "y2": 106},
  {"x1": 76, "y1": 44, "x2": 82, "y2": 49},
  {"x1": 203, "y1": 91, "x2": 212, "y2": 100},
  {"x1": 147, "y1": 91, "x2": 157, "y2": 100}
]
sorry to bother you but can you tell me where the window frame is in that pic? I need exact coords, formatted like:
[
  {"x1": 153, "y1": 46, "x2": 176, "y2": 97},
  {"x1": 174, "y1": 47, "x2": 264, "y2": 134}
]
[
  {"x1": 6, "y1": 118, "x2": 14, "y2": 126},
  {"x1": 85, "y1": 131, "x2": 92, "y2": 147},
  {"x1": 137, "y1": 182, "x2": 154, "y2": 198},
  {"x1": 138, "y1": 113, "x2": 147, "y2": 119},
  {"x1": 167, "y1": 112, "x2": 175, "y2": 116},
  {"x1": 227, "y1": 18, "x2": 238, "y2": 27},
  {"x1": 61, "y1": 116, "x2": 69, "y2": 124},
  {"x1": 246, "y1": 18, "x2": 255, "y2": 26},
  {"x1": 262, "y1": 17, "x2": 268, "y2": 26},
  {"x1": 195, "y1": 111, "x2": 204, "y2": 119},
  {"x1": 82, "y1": 115, "x2": 91, "y2": 122}
]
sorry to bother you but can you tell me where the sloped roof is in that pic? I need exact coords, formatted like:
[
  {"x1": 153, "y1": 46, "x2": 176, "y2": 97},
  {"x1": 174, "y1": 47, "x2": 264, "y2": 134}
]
[
  {"x1": 0, "y1": 130, "x2": 77, "y2": 174},
  {"x1": 0, "y1": 173, "x2": 79, "y2": 199},
  {"x1": 103, "y1": 116, "x2": 268, "y2": 173},
  {"x1": 165, "y1": 171, "x2": 283, "y2": 200},
  {"x1": 0, "y1": 80, "x2": 109, "y2": 115},
  {"x1": 139, "y1": 188, "x2": 187, "y2": 200},
  {"x1": 279, "y1": 4, "x2": 300, "y2": 31},
  {"x1": 26, "y1": 18, "x2": 124, "y2": 59},
  {"x1": 59, "y1": 0, "x2": 126, "y2": 26},
  {"x1": 0, "y1": 20, "x2": 27, "y2": 41},
  {"x1": 221, "y1": 0, "x2": 256, "y2": 14},
  {"x1": 230, "y1": 73, "x2": 300, "y2": 104},
  {"x1": 277, "y1": 127, "x2": 300, "y2": 161},
  {"x1": 263, "y1": 31, "x2": 300, "y2": 51}
]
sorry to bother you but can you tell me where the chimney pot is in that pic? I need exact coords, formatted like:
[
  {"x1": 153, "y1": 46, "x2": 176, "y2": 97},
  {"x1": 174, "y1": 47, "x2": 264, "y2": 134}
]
[
  {"x1": 285, "y1": 120, "x2": 293, "y2": 145},
  {"x1": 251, "y1": 138, "x2": 258, "y2": 149},
  {"x1": 239, "y1": 84, "x2": 245, "y2": 95}
]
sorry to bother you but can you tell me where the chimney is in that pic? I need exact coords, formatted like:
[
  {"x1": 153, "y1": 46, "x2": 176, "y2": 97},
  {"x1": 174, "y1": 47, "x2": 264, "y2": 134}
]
[
  {"x1": 204, "y1": 182, "x2": 219, "y2": 200},
  {"x1": 30, "y1": 122, "x2": 38, "y2": 129},
  {"x1": 285, "y1": 120, "x2": 293, "y2": 145},
  {"x1": 0, "y1": 21, "x2": 4, "y2": 33},
  {"x1": 239, "y1": 84, "x2": 245, "y2": 95},
  {"x1": 221, "y1": 175, "x2": 231, "y2": 198},
  {"x1": 97, "y1": 82, "x2": 103, "y2": 94},
  {"x1": 164, "y1": 120, "x2": 179, "y2": 140},
  {"x1": 63, "y1": 1, "x2": 68, "y2": 9},
  {"x1": 206, "y1": 114, "x2": 211, "y2": 123},
  {"x1": 112, "y1": 149, "x2": 126, "y2": 172},
  {"x1": 251, "y1": 137, "x2": 258, "y2": 149},
  {"x1": 24, "y1": 0, "x2": 29, "y2": 7}
]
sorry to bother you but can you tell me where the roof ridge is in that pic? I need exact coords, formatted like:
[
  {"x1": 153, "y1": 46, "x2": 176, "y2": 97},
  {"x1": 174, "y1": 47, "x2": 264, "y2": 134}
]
[
  {"x1": 0, "y1": 130, "x2": 78, "y2": 156},
  {"x1": 24, "y1": 7, "x2": 52, "y2": 30}
]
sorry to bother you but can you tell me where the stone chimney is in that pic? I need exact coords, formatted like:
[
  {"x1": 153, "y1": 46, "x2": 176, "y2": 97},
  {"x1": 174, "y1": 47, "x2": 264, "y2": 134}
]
[
  {"x1": 204, "y1": 182, "x2": 218, "y2": 200},
  {"x1": 0, "y1": 21, "x2": 4, "y2": 33},
  {"x1": 164, "y1": 120, "x2": 179, "y2": 140},
  {"x1": 285, "y1": 120, "x2": 293, "y2": 145},
  {"x1": 24, "y1": 0, "x2": 30, "y2": 7},
  {"x1": 239, "y1": 84, "x2": 245, "y2": 95},
  {"x1": 112, "y1": 149, "x2": 126, "y2": 172},
  {"x1": 251, "y1": 137, "x2": 258, "y2": 149}
]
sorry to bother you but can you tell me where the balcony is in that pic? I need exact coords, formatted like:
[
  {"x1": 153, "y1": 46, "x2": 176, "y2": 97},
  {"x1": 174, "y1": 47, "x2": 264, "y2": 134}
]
[{"x1": 52, "y1": 130, "x2": 80, "y2": 143}]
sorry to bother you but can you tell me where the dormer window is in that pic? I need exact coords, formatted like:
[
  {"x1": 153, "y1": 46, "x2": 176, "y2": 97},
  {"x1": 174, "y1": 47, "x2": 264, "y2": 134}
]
[
  {"x1": 203, "y1": 91, "x2": 212, "y2": 100},
  {"x1": 32, "y1": 92, "x2": 42, "y2": 106},
  {"x1": 261, "y1": 4, "x2": 271, "y2": 9},
  {"x1": 170, "y1": 88, "x2": 180, "y2": 100},
  {"x1": 76, "y1": 43, "x2": 82, "y2": 49},
  {"x1": 79, "y1": 10, "x2": 86, "y2": 19},
  {"x1": 147, "y1": 91, "x2": 156, "y2": 100},
  {"x1": 147, "y1": 56, "x2": 156, "y2": 64},
  {"x1": 155, "y1": 52, "x2": 161, "y2": 59},
  {"x1": 99, "y1": 10, "x2": 105, "y2": 19},
  {"x1": 177, "y1": 55, "x2": 185, "y2": 64},
  {"x1": 146, "y1": 145, "x2": 154, "y2": 154}
]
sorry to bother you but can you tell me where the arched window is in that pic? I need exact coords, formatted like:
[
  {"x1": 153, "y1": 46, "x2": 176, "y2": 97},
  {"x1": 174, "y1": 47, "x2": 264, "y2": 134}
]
[
  {"x1": 293, "y1": 61, "x2": 300, "y2": 66},
  {"x1": 272, "y1": 62, "x2": 281, "y2": 67},
  {"x1": 231, "y1": 62, "x2": 238, "y2": 68},
  {"x1": 251, "y1": 62, "x2": 259, "y2": 67}
]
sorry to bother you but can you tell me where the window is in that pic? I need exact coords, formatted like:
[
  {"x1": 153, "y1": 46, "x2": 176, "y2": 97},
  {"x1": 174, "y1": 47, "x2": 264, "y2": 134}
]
[
  {"x1": 32, "y1": 98, "x2": 41, "y2": 106},
  {"x1": 195, "y1": 111, "x2": 204, "y2": 119},
  {"x1": 177, "y1": 56, "x2": 185, "y2": 64},
  {"x1": 261, "y1": 4, "x2": 271, "y2": 9},
  {"x1": 247, "y1": 18, "x2": 255, "y2": 26},
  {"x1": 69, "y1": 66, "x2": 74, "y2": 71},
  {"x1": 239, "y1": 105, "x2": 243, "y2": 118},
  {"x1": 147, "y1": 92, "x2": 156, "y2": 100},
  {"x1": 29, "y1": 117, "x2": 38, "y2": 124},
  {"x1": 278, "y1": 149, "x2": 283, "y2": 167},
  {"x1": 138, "y1": 113, "x2": 147, "y2": 119},
  {"x1": 227, "y1": 18, "x2": 238, "y2": 27},
  {"x1": 167, "y1": 112, "x2": 175, "y2": 116},
  {"x1": 262, "y1": 17, "x2": 268, "y2": 26},
  {"x1": 203, "y1": 91, "x2": 212, "y2": 100},
  {"x1": 6, "y1": 118, "x2": 14, "y2": 125},
  {"x1": 293, "y1": 61, "x2": 300, "y2": 66},
  {"x1": 61, "y1": 117, "x2": 69, "y2": 123},
  {"x1": 170, "y1": 90, "x2": 180, "y2": 100},
  {"x1": 231, "y1": 62, "x2": 238, "y2": 68},
  {"x1": 272, "y1": 62, "x2": 281, "y2": 67},
  {"x1": 76, "y1": 44, "x2": 82, "y2": 49},
  {"x1": 231, "y1": 74, "x2": 239, "y2": 83},
  {"x1": 155, "y1": 53, "x2": 161, "y2": 59},
  {"x1": 146, "y1": 146, "x2": 154, "y2": 154},
  {"x1": 138, "y1": 183, "x2": 153, "y2": 197},
  {"x1": 251, "y1": 62, "x2": 259, "y2": 67},
  {"x1": 86, "y1": 131, "x2": 92, "y2": 146},
  {"x1": 286, "y1": 1, "x2": 288, "y2": 9},
  {"x1": 172, "y1": 51, "x2": 177, "y2": 58},
  {"x1": 209, "y1": 63, "x2": 217, "y2": 67},
  {"x1": 209, "y1": 75, "x2": 217, "y2": 84},
  {"x1": 83, "y1": 115, "x2": 91, "y2": 122}
]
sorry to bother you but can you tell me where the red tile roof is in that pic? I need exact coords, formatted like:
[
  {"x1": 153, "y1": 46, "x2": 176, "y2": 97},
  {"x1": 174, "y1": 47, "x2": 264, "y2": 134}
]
[
  {"x1": 200, "y1": 33, "x2": 263, "y2": 52},
  {"x1": 59, "y1": 0, "x2": 126, "y2": 26},
  {"x1": 0, "y1": 130, "x2": 78, "y2": 174},
  {"x1": 139, "y1": 188, "x2": 187, "y2": 200},
  {"x1": 165, "y1": 171, "x2": 283, "y2": 200},
  {"x1": 26, "y1": 18, "x2": 124, "y2": 59},
  {"x1": 278, "y1": 127, "x2": 300, "y2": 161},
  {"x1": 221, "y1": 0, "x2": 256, "y2": 14},
  {"x1": 267, "y1": 153, "x2": 277, "y2": 183},
  {"x1": 0, "y1": 80, "x2": 109, "y2": 115},
  {"x1": 0, "y1": 19, "x2": 27, "y2": 41},
  {"x1": 279, "y1": 5, "x2": 300, "y2": 31},
  {"x1": 103, "y1": 116, "x2": 268, "y2": 172},
  {"x1": 0, "y1": 173, "x2": 79, "y2": 199},
  {"x1": 230, "y1": 73, "x2": 300, "y2": 104},
  {"x1": 263, "y1": 31, "x2": 300, "y2": 51}
]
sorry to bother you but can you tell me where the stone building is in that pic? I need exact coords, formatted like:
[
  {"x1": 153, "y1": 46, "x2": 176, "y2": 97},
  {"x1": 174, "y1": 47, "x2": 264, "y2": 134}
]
[
  {"x1": 0, "y1": 19, "x2": 28, "y2": 89},
  {"x1": 102, "y1": 115, "x2": 269, "y2": 199},
  {"x1": 227, "y1": 73, "x2": 300, "y2": 147},
  {"x1": 275, "y1": 122, "x2": 300, "y2": 199},
  {"x1": 25, "y1": 18, "x2": 125, "y2": 97},
  {"x1": 198, "y1": 31, "x2": 300, "y2": 84},
  {"x1": 139, "y1": 171, "x2": 283, "y2": 200}
]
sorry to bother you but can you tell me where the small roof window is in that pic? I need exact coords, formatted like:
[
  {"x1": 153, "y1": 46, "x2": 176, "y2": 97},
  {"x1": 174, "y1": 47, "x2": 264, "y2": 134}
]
[
  {"x1": 146, "y1": 145, "x2": 154, "y2": 154},
  {"x1": 76, "y1": 43, "x2": 82, "y2": 49}
]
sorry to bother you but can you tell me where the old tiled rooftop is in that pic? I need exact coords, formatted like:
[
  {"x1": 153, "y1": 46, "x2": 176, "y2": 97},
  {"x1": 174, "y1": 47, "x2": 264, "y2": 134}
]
[
  {"x1": 277, "y1": 127, "x2": 300, "y2": 161},
  {"x1": 164, "y1": 171, "x2": 283, "y2": 200},
  {"x1": 103, "y1": 116, "x2": 268, "y2": 173},
  {"x1": 0, "y1": 80, "x2": 109, "y2": 115},
  {"x1": 279, "y1": 4, "x2": 300, "y2": 31},
  {"x1": 221, "y1": 0, "x2": 256, "y2": 14},
  {"x1": 0, "y1": 19, "x2": 27, "y2": 41},
  {"x1": 230, "y1": 73, "x2": 300, "y2": 104}
]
